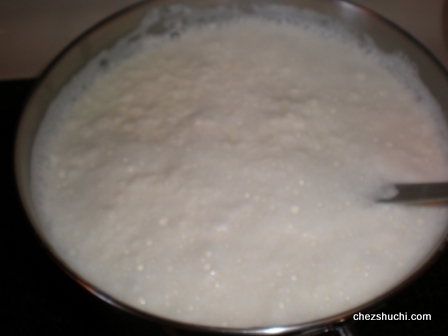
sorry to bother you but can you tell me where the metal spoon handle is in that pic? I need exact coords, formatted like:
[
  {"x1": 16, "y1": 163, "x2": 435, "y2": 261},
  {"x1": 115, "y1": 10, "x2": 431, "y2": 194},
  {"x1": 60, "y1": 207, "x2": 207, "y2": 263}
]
[{"x1": 378, "y1": 182, "x2": 448, "y2": 203}]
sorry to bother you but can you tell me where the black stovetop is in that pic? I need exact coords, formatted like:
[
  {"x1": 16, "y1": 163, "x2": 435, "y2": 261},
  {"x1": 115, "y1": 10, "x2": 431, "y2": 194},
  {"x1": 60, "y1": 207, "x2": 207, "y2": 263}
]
[{"x1": 2, "y1": 79, "x2": 448, "y2": 336}]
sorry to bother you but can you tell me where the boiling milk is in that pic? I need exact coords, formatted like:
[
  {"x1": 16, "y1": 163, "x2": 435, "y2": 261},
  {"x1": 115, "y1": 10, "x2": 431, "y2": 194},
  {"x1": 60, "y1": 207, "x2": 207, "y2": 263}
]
[{"x1": 31, "y1": 10, "x2": 448, "y2": 328}]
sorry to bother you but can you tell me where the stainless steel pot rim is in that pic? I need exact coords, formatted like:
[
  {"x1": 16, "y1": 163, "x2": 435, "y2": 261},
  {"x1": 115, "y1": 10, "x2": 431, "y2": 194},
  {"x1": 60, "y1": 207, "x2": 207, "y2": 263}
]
[{"x1": 15, "y1": 0, "x2": 448, "y2": 334}]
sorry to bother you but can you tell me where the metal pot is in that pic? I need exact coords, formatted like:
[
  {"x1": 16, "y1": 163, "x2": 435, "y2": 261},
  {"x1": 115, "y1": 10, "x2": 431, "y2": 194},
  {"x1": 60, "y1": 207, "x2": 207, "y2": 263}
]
[{"x1": 15, "y1": 0, "x2": 448, "y2": 335}]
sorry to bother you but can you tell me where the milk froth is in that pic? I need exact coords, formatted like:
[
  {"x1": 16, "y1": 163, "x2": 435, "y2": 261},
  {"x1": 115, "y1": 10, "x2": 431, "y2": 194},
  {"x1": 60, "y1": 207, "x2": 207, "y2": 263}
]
[{"x1": 31, "y1": 9, "x2": 448, "y2": 328}]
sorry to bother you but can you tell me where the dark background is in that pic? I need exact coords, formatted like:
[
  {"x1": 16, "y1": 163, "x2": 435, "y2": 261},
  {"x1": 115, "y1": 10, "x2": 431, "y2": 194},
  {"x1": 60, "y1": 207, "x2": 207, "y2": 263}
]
[{"x1": 2, "y1": 79, "x2": 448, "y2": 335}]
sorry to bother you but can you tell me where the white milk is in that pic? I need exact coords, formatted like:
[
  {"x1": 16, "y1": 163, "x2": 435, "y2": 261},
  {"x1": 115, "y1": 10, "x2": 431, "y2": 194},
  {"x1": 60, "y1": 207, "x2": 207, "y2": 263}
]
[{"x1": 31, "y1": 12, "x2": 448, "y2": 328}]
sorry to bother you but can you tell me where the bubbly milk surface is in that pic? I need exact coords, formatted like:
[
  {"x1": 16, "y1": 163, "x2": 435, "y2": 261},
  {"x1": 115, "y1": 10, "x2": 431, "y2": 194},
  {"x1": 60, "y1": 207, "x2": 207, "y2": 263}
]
[{"x1": 32, "y1": 16, "x2": 448, "y2": 327}]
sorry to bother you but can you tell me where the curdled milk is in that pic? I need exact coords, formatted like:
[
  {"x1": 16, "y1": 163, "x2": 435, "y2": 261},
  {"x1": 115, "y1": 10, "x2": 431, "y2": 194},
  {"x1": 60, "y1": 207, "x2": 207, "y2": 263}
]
[{"x1": 31, "y1": 15, "x2": 448, "y2": 328}]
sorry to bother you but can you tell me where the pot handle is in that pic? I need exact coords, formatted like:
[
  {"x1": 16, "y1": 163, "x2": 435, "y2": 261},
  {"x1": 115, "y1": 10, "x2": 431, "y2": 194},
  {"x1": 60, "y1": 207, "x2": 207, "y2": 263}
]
[{"x1": 335, "y1": 323, "x2": 355, "y2": 336}]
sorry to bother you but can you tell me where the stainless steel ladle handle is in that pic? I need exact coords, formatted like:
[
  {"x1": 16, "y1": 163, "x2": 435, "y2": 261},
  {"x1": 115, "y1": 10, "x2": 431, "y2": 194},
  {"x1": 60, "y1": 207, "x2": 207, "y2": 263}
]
[{"x1": 378, "y1": 182, "x2": 448, "y2": 203}]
